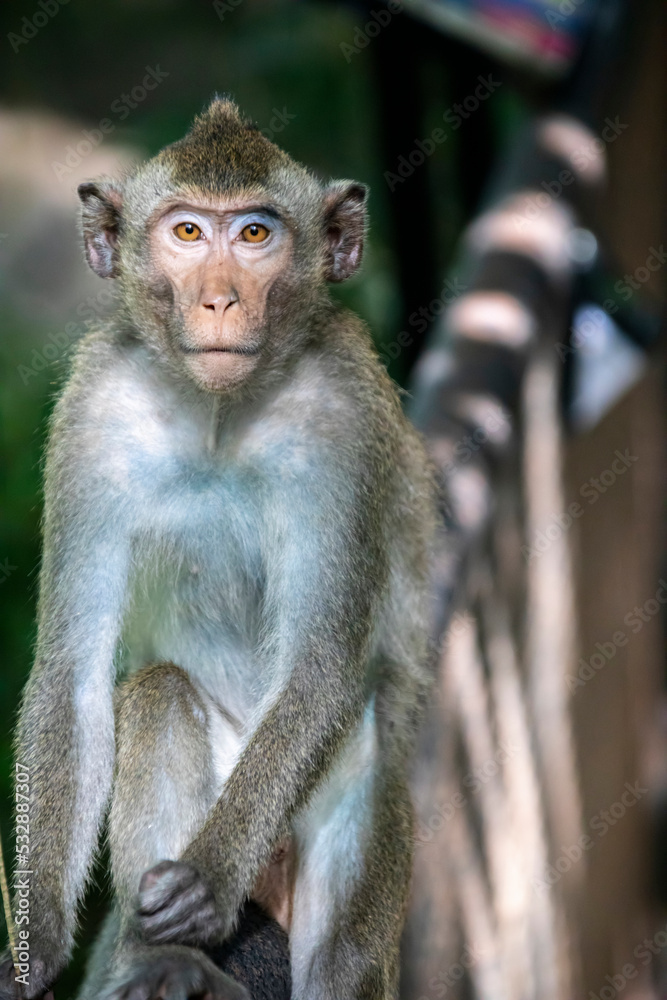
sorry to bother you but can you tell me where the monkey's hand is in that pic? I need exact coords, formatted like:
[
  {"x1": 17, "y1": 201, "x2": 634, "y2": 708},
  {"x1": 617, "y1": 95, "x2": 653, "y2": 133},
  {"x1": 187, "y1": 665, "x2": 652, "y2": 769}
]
[
  {"x1": 0, "y1": 952, "x2": 55, "y2": 1000},
  {"x1": 136, "y1": 860, "x2": 229, "y2": 946},
  {"x1": 101, "y1": 945, "x2": 249, "y2": 1000}
]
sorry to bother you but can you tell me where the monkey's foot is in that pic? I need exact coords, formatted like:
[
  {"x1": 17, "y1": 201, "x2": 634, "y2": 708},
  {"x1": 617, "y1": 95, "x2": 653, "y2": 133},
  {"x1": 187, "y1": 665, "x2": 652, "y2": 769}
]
[
  {"x1": 0, "y1": 952, "x2": 54, "y2": 1000},
  {"x1": 101, "y1": 946, "x2": 249, "y2": 1000}
]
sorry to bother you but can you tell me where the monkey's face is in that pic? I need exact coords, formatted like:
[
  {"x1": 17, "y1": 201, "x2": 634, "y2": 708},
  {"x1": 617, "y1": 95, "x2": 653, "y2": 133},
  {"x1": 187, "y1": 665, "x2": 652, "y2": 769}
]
[
  {"x1": 78, "y1": 98, "x2": 368, "y2": 395},
  {"x1": 147, "y1": 196, "x2": 292, "y2": 392}
]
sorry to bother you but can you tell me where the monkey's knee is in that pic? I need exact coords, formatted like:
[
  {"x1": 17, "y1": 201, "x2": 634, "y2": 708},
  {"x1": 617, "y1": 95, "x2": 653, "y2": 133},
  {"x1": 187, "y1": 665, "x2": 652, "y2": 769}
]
[
  {"x1": 110, "y1": 662, "x2": 217, "y2": 903},
  {"x1": 114, "y1": 661, "x2": 213, "y2": 774},
  {"x1": 115, "y1": 661, "x2": 209, "y2": 731}
]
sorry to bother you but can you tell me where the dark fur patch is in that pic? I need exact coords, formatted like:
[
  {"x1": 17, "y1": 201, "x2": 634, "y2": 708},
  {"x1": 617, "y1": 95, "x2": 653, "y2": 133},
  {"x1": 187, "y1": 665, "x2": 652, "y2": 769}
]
[{"x1": 207, "y1": 901, "x2": 291, "y2": 1000}]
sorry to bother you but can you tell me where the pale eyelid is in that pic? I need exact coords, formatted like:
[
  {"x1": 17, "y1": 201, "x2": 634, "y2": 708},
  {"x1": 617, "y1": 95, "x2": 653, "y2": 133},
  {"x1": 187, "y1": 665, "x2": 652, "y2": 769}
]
[
  {"x1": 229, "y1": 209, "x2": 284, "y2": 239},
  {"x1": 164, "y1": 207, "x2": 210, "y2": 227},
  {"x1": 232, "y1": 217, "x2": 280, "y2": 246},
  {"x1": 159, "y1": 209, "x2": 284, "y2": 247}
]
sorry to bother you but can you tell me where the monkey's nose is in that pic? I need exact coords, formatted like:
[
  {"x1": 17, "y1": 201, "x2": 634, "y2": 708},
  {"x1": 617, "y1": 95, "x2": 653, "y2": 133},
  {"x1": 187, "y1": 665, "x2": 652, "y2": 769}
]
[{"x1": 201, "y1": 292, "x2": 238, "y2": 312}]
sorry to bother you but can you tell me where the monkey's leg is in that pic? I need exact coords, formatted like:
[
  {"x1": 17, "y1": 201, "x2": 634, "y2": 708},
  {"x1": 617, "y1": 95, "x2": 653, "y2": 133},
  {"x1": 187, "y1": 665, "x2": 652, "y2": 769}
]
[
  {"x1": 81, "y1": 662, "x2": 285, "y2": 1000},
  {"x1": 77, "y1": 909, "x2": 121, "y2": 1000},
  {"x1": 290, "y1": 713, "x2": 414, "y2": 1000},
  {"x1": 109, "y1": 662, "x2": 224, "y2": 914},
  {"x1": 80, "y1": 662, "x2": 233, "y2": 999}
]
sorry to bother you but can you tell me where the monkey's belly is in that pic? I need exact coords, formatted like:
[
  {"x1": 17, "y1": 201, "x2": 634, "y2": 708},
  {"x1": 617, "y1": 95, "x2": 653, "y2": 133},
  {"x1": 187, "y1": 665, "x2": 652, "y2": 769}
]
[{"x1": 119, "y1": 552, "x2": 267, "y2": 727}]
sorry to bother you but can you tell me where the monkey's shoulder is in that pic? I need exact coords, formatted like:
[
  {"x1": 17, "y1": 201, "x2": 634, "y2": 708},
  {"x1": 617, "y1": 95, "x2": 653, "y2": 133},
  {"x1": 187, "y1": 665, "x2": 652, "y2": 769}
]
[
  {"x1": 51, "y1": 327, "x2": 145, "y2": 421},
  {"x1": 45, "y1": 332, "x2": 190, "y2": 489},
  {"x1": 299, "y1": 322, "x2": 413, "y2": 434},
  {"x1": 244, "y1": 339, "x2": 410, "y2": 471},
  {"x1": 315, "y1": 321, "x2": 438, "y2": 520}
]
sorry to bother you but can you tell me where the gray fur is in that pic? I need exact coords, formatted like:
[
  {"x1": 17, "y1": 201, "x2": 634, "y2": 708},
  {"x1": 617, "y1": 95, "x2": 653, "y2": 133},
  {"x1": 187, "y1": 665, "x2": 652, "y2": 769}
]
[{"x1": 0, "y1": 99, "x2": 437, "y2": 1000}]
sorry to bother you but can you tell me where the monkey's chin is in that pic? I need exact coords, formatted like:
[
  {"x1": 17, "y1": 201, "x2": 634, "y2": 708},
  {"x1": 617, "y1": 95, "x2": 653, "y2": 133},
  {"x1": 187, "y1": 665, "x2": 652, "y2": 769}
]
[{"x1": 183, "y1": 351, "x2": 261, "y2": 393}]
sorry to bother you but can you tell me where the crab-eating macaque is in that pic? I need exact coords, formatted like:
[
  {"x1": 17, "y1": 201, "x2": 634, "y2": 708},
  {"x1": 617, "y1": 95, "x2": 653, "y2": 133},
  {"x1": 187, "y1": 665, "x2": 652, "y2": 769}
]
[{"x1": 0, "y1": 98, "x2": 437, "y2": 1000}]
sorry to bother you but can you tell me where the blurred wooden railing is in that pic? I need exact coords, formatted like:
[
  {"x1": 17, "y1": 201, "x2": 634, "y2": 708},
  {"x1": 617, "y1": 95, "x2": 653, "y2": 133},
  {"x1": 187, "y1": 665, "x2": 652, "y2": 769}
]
[{"x1": 400, "y1": 80, "x2": 665, "y2": 998}]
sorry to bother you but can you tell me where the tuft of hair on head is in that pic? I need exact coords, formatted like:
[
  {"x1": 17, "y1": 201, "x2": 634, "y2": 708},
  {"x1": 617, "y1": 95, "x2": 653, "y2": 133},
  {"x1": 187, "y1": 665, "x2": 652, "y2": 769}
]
[
  {"x1": 194, "y1": 94, "x2": 259, "y2": 133},
  {"x1": 161, "y1": 94, "x2": 287, "y2": 194}
]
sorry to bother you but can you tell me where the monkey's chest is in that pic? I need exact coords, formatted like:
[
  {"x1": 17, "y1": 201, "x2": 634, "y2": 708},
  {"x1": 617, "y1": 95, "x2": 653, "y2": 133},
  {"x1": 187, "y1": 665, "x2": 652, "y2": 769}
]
[{"x1": 119, "y1": 471, "x2": 268, "y2": 714}]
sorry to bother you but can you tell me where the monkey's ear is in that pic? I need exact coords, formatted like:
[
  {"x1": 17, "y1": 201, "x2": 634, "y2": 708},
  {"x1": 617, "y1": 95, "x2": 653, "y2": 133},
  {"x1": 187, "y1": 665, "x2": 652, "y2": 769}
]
[
  {"x1": 77, "y1": 180, "x2": 124, "y2": 279},
  {"x1": 322, "y1": 181, "x2": 368, "y2": 282}
]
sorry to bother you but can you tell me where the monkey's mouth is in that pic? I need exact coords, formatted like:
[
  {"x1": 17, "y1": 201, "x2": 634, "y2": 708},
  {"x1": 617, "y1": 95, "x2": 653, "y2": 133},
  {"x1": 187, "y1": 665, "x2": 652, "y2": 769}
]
[{"x1": 181, "y1": 346, "x2": 260, "y2": 357}]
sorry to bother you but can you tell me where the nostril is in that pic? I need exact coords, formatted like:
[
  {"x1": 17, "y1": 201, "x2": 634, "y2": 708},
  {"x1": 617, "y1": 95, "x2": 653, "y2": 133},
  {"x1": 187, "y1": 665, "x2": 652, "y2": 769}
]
[{"x1": 202, "y1": 296, "x2": 237, "y2": 312}]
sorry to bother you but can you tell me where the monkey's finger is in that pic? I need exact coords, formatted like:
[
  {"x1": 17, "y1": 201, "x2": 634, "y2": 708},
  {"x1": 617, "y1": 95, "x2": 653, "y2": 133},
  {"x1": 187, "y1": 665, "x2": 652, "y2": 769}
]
[
  {"x1": 139, "y1": 881, "x2": 211, "y2": 928},
  {"x1": 141, "y1": 901, "x2": 218, "y2": 945},
  {"x1": 142, "y1": 900, "x2": 219, "y2": 945},
  {"x1": 140, "y1": 903, "x2": 211, "y2": 940},
  {"x1": 138, "y1": 863, "x2": 200, "y2": 913},
  {"x1": 139, "y1": 860, "x2": 199, "y2": 896}
]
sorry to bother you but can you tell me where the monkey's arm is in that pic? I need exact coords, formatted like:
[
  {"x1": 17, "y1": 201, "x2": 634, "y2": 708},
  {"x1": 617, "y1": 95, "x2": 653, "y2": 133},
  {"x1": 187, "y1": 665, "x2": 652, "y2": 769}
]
[
  {"x1": 5, "y1": 413, "x2": 131, "y2": 997},
  {"x1": 137, "y1": 467, "x2": 384, "y2": 945}
]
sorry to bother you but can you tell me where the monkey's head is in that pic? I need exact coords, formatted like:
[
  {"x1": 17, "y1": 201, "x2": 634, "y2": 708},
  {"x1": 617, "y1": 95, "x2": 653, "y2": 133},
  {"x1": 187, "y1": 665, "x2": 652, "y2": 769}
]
[{"x1": 78, "y1": 97, "x2": 368, "y2": 393}]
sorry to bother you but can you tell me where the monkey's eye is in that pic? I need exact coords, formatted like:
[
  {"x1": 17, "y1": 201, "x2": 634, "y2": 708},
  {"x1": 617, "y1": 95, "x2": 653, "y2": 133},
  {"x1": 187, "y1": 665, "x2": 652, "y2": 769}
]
[
  {"x1": 174, "y1": 222, "x2": 203, "y2": 242},
  {"x1": 240, "y1": 223, "x2": 270, "y2": 243}
]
